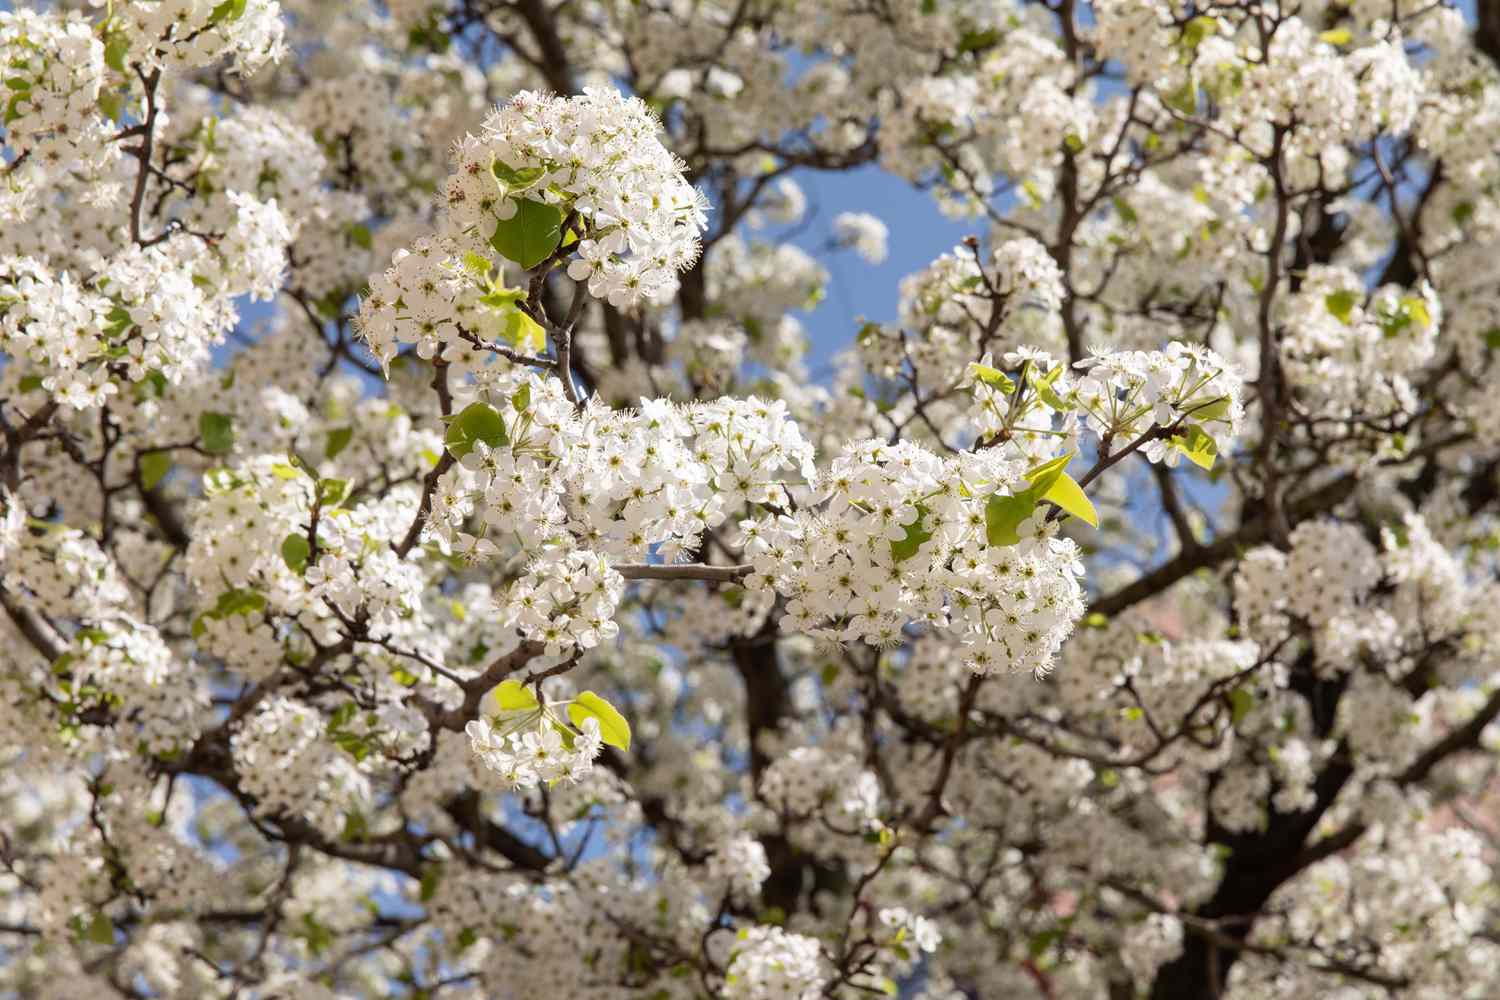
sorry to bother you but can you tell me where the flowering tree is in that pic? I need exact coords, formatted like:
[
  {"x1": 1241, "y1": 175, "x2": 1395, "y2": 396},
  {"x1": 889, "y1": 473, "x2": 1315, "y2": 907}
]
[{"x1": 3, "y1": 0, "x2": 1500, "y2": 996}]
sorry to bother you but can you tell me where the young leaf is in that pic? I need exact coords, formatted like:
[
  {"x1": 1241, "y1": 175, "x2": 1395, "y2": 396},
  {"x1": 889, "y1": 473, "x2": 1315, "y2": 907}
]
[
  {"x1": 490, "y1": 160, "x2": 547, "y2": 191},
  {"x1": 568, "y1": 691, "x2": 632, "y2": 751},
  {"x1": 968, "y1": 363, "x2": 1014, "y2": 393},
  {"x1": 317, "y1": 478, "x2": 349, "y2": 507},
  {"x1": 890, "y1": 507, "x2": 933, "y2": 562},
  {"x1": 209, "y1": 0, "x2": 248, "y2": 25},
  {"x1": 985, "y1": 491, "x2": 1038, "y2": 546},
  {"x1": 481, "y1": 679, "x2": 539, "y2": 716},
  {"x1": 489, "y1": 198, "x2": 564, "y2": 270},
  {"x1": 444, "y1": 402, "x2": 509, "y2": 459},
  {"x1": 325, "y1": 426, "x2": 354, "y2": 459},
  {"x1": 104, "y1": 34, "x2": 130, "y2": 74},
  {"x1": 500, "y1": 308, "x2": 547, "y2": 352},
  {"x1": 1324, "y1": 289, "x2": 1358, "y2": 325},
  {"x1": 138, "y1": 452, "x2": 171, "y2": 491},
  {"x1": 1039, "y1": 472, "x2": 1098, "y2": 527},
  {"x1": 1171, "y1": 424, "x2": 1219, "y2": 470},
  {"x1": 198, "y1": 412, "x2": 235, "y2": 454},
  {"x1": 281, "y1": 533, "x2": 310, "y2": 574},
  {"x1": 1190, "y1": 396, "x2": 1232, "y2": 422},
  {"x1": 1024, "y1": 453, "x2": 1073, "y2": 495}
]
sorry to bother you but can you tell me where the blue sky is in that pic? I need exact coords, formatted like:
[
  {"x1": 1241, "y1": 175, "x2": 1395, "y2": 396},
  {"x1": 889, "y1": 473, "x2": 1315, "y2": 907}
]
[{"x1": 767, "y1": 165, "x2": 974, "y2": 376}]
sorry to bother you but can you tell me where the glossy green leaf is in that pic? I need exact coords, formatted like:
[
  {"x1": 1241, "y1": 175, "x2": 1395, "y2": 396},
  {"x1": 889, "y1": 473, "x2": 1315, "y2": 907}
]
[
  {"x1": 890, "y1": 506, "x2": 933, "y2": 562},
  {"x1": 1039, "y1": 472, "x2": 1098, "y2": 527},
  {"x1": 444, "y1": 402, "x2": 508, "y2": 459},
  {"x1": 490, "y1": 160, "x2": 547, "y2": 191},
  {"x1": 483, "y1": 679, "x2": 539, "y2": 716},
  {"x1": 985, "y1": 491, "x2": 1038, "y2": 546},
  {"x1": 1171, "y1": 424, "x2": 1218, "y2": 470},
  {"x1": 280, "y1": 533, "x2": 310, "y2": 574},
  {"x1": 568, "y1": 691, "x2": 631, "y2": 751},
  {"x1": 489, "y1": 198, "x2": 564, "y2": 270}
]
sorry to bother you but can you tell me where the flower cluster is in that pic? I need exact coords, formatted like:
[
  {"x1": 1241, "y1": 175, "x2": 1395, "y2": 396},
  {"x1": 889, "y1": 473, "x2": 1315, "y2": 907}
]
[
  {"x1": 112, "y1": 0, "x2": 287, "y2": 75},
  {"x1": 449, "y1": 87, "x2": 707, "y2": 306},
  {"x1": 740, "y1": 438, "x2": 1088, "y2": 675},
  {"x1": 722, "y1": 925, "x2": 826, "y2": 1000}
]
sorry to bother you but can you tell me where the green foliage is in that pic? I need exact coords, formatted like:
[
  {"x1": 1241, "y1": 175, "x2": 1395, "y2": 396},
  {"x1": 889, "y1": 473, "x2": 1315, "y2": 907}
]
[
  {"x1": 1170, "y1": 424, "x2": 1219, "y2": 470},
  {"x1": 445, "y1": 402, "x2": 509, "y2": 459},
  {"x1": 890, "y1": 506, "x2": 933, "y2": 562},
  {"x1": 208, "y1": 0, "x2": 248, "y2": 25},
  {"x1": 568, "y1": 691, "x2": 632, "y2": 751},
  {"x1": 198, "y1": 412, "x2": 234, "y2": 454},
  {"x1": 324, "y1": 426, "x2": 354, "y2": 459},
  {"x1": 489, "y1": 198, "x2": 564, "y2": 270},
  {"x1": 280, "y1": 533, "x2": 310, "y2": 574}
]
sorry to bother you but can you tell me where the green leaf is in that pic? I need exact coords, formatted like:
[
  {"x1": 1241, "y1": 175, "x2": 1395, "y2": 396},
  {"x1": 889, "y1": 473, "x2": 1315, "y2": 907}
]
[
  {"x1": 208, "y1": 0, "x2": 248, "y2": 25},
  {"x1": 1171, "y1": 424, "x2": 1218, "y2": 470},
  {"x1": 956, "y1": 27, "x2": 1000, "y2": 54},
  {"x1": 1324, "y1": 289, "x2": 1358, "y2": 325},
  {"x1": 500, "y1": 308, "x2": 546, "y2": 352},
  {"x1": 1113, "y1": 197, "x2": 1138, "y2": 226},
  {"x1": 281, "y1": 533, "x2": 310, "y2": 574},
  {"x1": 198, "y1": 412, "x2": 234, "y2": 454},
  {"x1": 568, "y1": 691, "x2": 632, "y2": 751},
  {"x1": 1229, "y1": 687, "x2": 1255, "y2": 725},
  {"x1": 444, "y1": 402, "x2": 509, "y2": 459},
  {"x1": 270, "y1": 462, "x2": 301, "y2": 480},
  {"x1": 969, "y1": 363, "x2": 1014, "y2": 393},
  {"x1": 1191, "y1": 396, "x2": 1232, "y2": 422},
  {"x1": 482, "y1": 679, "x2": 539, "y2": 716},
  {"x1": 1038, "y1": 472, "x2": 1098, "y2": 527},
  {"x1": 138, "y1": 452, "x2": 171, "y2": 491},
  {"x1": 489, "y1": 198, "x2": 564, "y2": 270},
  {"x1": 1023, "y1": 453, "x2": 1073, "y2": 494},
  {"x1": 985, "y1": 454, "x2": 1079, "y2": 545},
  {"x1": 103, "y1": 305, "x2": 133, "y2": 337},
  {"x1": 1030, "y1": 365, "x2": 1072, "y2": 412},
  {"x1": 98, "y1": 89, "x2": 123, "y2": 122},
  {"x1": 511, "y1": 383, "x2": 531, "y2": 413},
  {"x1": 1166, "y1": 82, "x2": 1199, "y2": 115},
  {"x1": 490, "y1": 159, "x2": 547, "y2": 191},
  {"x1": 890, "y1": 506, "x2": 933, "y2": 563},
  {"x1": 317, "y1": 478, "x2": 348, "y2": 507},
  {"x1": 104, "y1": 33, "x2": 130, "y2": 74},
  {"x1": 985, "y1": 491, "x2": 1038, "y2": 546},
  {"x1": 18, "y1": 374, "x2": 44, "y2": 393},
  {"x1": 346, "y1": 224, "x2": 373, "y2": 250},
  {"x1": 1483, "y1": 328, "x2": 1500, "y2": 351},
  {"x1": 325, "y1": 426, "x2": 354, "y2": 460},
  {"x1": 1318, "y1": 27, "x2": 1352, "y2": 46},
  {"x1": 1182, "y1": 15, "x2": 1219, "y2": 49}
]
